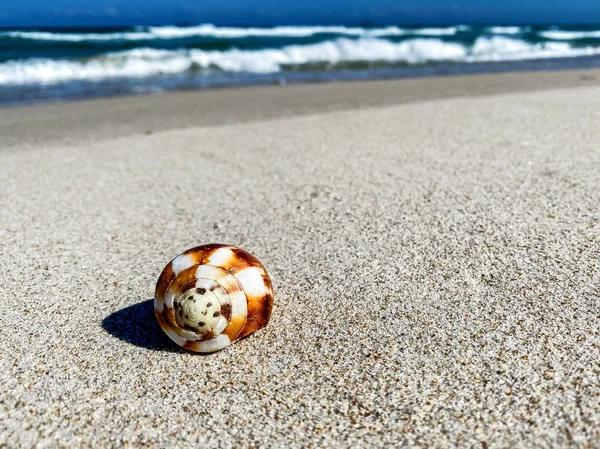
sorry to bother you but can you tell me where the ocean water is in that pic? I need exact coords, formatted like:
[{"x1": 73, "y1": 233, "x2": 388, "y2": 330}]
[{"x1": 1, "y1": 24, "x2": 600, "y2": 105}]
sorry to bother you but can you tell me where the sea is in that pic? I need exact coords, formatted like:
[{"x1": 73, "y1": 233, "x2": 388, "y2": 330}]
[{"x1": 1, "y1": 24, "x2": 600, "y2": 106}]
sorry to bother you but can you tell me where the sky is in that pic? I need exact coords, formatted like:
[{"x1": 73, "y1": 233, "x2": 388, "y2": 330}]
[{"x1": 1, "y1": 0, "x2": 599, "y2": 27}]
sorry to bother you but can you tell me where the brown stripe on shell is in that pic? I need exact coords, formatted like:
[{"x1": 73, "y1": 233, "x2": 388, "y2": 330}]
[
  {"x1": 222, "y1": 314, "x2": 246, "y2": 341},
  {"x1": 155, "y1": 262, "x2": 175, "y2": 301},
  {"x1": 155, "y1": 308, "x2": 170, "y2": 330},
  {"x1": 214, "y1": 275, "x2": 247, "y2": 341},
  {"x1": 183, "y1": 244, "x2": 227, "y2": 265},
  {"x1": 262, "y1": 272, "x2": 273, "y2": 297},
  {"x1": 217, "y1": 246, "x2": 263, "y2": 274},
  {"x1": 177, "y1": 247, "x2": 205, "y2": 265},
  {"x1": 238, "y1": 288, "x2": 273, "y2": 339},
  {"x1": 183, "y1": 340, "x2": 200, "y2": 352},
  {"x1": 165, "y1": 305, "x2": 177, "y2": 327},
  {"x1": 225, "y1": 248, "x2": 272, "y2": 340},
  {"x1": 235, "y1": 264, "x2": 273, "y2": 339},
  {"x1": 157, "y1": 244, "x2": 226, "y2": 301},
  {"x1": 179, "y1": 280, "x2": 199, "y2": 297},
  {"x1": 162, "y1": 268, "x2": 198, "y2": 333},
  {"x1": 167, "y1": 266, "x2": 200, "y2": 298}
]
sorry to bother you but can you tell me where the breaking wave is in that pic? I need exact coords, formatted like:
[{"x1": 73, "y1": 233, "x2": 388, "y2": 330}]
[{"x1": 2, "y1": 35, "x2": 600, "y2": 85}]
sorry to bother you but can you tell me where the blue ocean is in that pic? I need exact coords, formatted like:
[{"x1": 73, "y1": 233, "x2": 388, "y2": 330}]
[{"x1": 2, "y1": 24, "x2": 600, "y2": 105}]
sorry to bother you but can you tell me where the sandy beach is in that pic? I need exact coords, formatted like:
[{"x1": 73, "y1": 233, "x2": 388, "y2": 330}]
[{"x1": 1, "y1": 70, "x2": 599, "y2": 448}]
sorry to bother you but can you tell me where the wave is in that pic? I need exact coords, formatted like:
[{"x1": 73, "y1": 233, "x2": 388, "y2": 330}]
[
  {"x1": 1, "y1": 24, "x2": 461, "y2": 42},
  {"x1": 540, "y1": 30, "x2": 600, "y2": 40},
  {"x1": 0, "y1": 39, "x2": 465, "y2": 84},
  {"x1": 1, "y1": 36, "x2": 599, "y2": 86}
]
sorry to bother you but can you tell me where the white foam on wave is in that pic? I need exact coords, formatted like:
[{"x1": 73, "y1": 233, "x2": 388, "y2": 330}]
[
  {"x1": 402, "y1": 27, "x2": 458, "y2": 36},
  {"x1": 3, "y1": 30, "x2": 152, "y2": 42},
  {"x1": 540, "y1": 30, "x2": 600, "y2": 40},
  {"x1": 468, "y1": 36, "x2": 600, "y2": 61},
  {"x1": 485, "y1": 26, "x2": 523, "y2": 34},
  {"x1": 1, "y1": 24, "x2": 459, "y2": 42},
  {"x1": 0, "y1": 49, "x2": 190, "y2": 85},
  {"x1": 149, "y1": 24, "x2": 366, "y2": 38},
  {"x1": 0, "y1": 38, "x2": 466, "y2": 84},
  {"x1": 1, "y1": 36, "x2": 599, "y2": 85}
]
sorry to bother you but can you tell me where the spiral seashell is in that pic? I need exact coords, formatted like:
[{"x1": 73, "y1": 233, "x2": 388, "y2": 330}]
[{"x1": 155, "y1": 244, "x2": 273, "y2": 353}]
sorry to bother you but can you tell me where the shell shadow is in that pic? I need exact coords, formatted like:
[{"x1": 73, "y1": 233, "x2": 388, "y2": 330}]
[{"x1": 102, "y1": 299, "x2": 183, "y2": 352}]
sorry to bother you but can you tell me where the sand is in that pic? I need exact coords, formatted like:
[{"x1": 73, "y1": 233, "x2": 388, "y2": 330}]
[{"x1": 0, "y1": 71, "x2": 599, "y2": 448}]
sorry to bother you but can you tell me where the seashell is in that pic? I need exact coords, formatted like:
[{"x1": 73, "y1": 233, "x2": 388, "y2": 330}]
[{"x1": 155, "y1": 244, "x2": 273, "y2": 353}]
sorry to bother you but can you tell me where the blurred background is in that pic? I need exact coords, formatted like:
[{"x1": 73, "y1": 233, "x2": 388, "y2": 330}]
[{"x1": 1, "y1": 0, "x2": 600, "y2": 106}]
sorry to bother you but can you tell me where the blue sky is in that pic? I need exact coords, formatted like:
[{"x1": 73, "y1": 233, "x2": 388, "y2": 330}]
[{"x1": 1, "y1": 0, "x2": 599, "y2": 27}]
